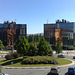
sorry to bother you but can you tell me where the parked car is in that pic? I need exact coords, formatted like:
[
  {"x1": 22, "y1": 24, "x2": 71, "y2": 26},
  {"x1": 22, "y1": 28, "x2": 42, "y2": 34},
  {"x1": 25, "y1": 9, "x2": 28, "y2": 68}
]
[
  {"x1": 73, "y1": 56, "x2": 75, "y2": 59},
  {"x1": 1, "y1": 73, "x2": 9, "y2": 75},
  {"x1": 7, "y1": 52, "x2": 12, "y2": 54},
  {"x1": 57, "y1": 54, "x2": 65, "y2": 58},
  {"x1": 68, "y1": 67, "x2": 75, "y2": 75},
  {"x1": 50, "y1": 67, "x2": 59, "y2": 75}
]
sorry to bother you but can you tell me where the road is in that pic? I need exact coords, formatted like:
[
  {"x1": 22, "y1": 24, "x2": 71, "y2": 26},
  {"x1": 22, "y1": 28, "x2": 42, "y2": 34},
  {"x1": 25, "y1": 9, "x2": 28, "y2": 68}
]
[
  {"x1": 1, "y1": 68, "x2": 71, "y2": 75},
  {"x1": 1, "y1": 51, "x2": 75, "y2": 75},
  {"x1": 0, "y1": 57, "x2": 5, "y2": 60}
]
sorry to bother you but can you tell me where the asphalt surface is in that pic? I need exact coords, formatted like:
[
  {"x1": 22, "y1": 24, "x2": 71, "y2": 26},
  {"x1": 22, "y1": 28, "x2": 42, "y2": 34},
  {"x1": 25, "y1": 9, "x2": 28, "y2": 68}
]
[
  {"x1": 1, "y1": 50, "x2": 75, "y2": 75},
  {"x1": 1, "y1": 67, "x2": 72, "y2": 75}
]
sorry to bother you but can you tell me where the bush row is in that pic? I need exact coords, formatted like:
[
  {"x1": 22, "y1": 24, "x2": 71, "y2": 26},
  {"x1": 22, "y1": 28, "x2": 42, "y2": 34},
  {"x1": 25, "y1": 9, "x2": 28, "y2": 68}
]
[
  {"x1": 68, "y1": 47, "x2": 75, "y2": 50},
  {"x1": 5, "y1": 52, "x2": 19, "y2": 60},
  {"x1": 21, "y1": 56, "x2": 58, "y2": 64}
]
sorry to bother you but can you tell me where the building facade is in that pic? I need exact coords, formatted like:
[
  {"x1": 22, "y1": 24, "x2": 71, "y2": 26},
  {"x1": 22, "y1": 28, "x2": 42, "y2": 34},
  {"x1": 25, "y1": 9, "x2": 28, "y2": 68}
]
[
  {"x1": 44, "y1": 19, "x2": 75, "y2": 47},
  {"x1": 0, "y1": 21, "x2": 27, "y2": 47}
]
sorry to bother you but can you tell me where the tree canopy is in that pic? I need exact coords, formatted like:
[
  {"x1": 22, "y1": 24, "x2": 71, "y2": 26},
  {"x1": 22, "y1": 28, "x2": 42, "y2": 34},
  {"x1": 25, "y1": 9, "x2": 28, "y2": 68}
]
[
  {"x1": 38, "y1": 36, "x2": 52, "y2": 56},
  {"x1": 16, "y1": 36, "x2": 29, "y2": 56},
  {"x1": 0, "y1": 40, "x2": 5, "y2": 50},
  {"x1": 16, "y1": 35, "x2": 53, "y2": 56},
  {"x1": 55, "y1": 42, "x2": 62, "y2": 54},
  {"x1": 27, "y1": 34, "x2": 43, "y2": 43},
  {"x1": 15, "y1": 35, "x2": 22, "y2": 49},
  {"x1": 28, "y1": 42, "x2": 38, "y2": 56}
]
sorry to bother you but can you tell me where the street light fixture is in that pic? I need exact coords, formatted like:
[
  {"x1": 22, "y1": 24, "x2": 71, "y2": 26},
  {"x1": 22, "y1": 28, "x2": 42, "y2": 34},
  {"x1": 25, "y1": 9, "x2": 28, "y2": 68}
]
[{"x1": 10, "y1": 33, "x2": 14, "y2": 53}]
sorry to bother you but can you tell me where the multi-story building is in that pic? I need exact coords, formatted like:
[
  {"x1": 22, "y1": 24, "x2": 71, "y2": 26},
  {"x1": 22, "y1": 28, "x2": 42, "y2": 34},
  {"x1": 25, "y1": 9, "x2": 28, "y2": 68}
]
[
  {"x1": 44, "y1": 19, "x2": 75, "y2": 47},
  {"x1": 0, "y1": 21, "x2": 27, "y2": 47}
]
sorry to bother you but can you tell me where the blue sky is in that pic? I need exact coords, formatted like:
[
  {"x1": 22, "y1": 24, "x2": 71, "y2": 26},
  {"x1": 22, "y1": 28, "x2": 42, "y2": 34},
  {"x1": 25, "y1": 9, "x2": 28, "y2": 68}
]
[{"x1": 0, "y1": 0, "x2": 75, "y2": 34}]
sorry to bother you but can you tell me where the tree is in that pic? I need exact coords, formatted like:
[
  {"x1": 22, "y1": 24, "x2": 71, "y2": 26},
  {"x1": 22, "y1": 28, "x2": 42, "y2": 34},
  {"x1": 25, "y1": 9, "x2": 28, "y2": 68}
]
[
  {"x1": 27, "y1": 34, "x2": 43, "y2": 43},
  {"x1": 27, "y1": 35, "x2": 34, "y2": 43},
  {"x1": 55, "y1": 42, "x2": 62, "y2": 54},
  {"x1": 0, "y1": 40, "x2": 5, "y2": 50},
  {"x1": 28, "y1": 42, "x2": 38, "y2": 56},
  {"x1": 16, "y1": 36, "x2": 29, "y2": 56},
  {"x1": 48, "y1": 45, "x2": 53, "y2": 56},
  {"x1": 38, "y1": 36, "x2": 51, "y2": 56},
  {"x1": 15, "y1": 35, "x2": 22, "y2": 49}
]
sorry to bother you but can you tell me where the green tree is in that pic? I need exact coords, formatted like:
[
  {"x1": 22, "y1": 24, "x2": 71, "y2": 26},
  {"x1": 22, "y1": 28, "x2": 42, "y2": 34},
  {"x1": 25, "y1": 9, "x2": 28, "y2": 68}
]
[
  {"x1": 28, "y1": 42, "x2": 38, "y2": 56},
  {"x1": 27, "y1": 35, "x2": 34, "y2": 42},
  {"x1": 15, "y1": 35, "x2": 22, "y2": 49},
  {"x1": 0, "y1": 40, "x2": 5, "y2": 50},
  {"x1": 55, "y1": 42, "x2": 62, "y2": 54},
  {"x1": 48, "y1": 45, "x2": 53, "y2": 56},
  {"x1": 27, "y1": 34, "x2": 43, "y2": 43},
  {"x1": 38, "y1": 36, "x2": 51, "y2": 56},
  {"x1": 16, "y1": 36, "x2": 29, "y2": 56}
]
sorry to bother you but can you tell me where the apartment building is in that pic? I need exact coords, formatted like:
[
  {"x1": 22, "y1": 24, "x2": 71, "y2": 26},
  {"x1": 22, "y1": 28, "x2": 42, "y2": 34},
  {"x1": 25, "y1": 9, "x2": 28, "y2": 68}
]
[
  {"x1": 44, "y1": 19, "x2": 75, "y2": 47},
  {"x1": 0, "y1": 21, "x2": 27, "y2": 47}
]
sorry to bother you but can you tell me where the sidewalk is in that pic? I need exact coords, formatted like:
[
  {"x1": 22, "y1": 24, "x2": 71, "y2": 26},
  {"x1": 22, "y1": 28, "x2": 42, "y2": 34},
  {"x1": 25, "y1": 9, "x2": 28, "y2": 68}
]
[{"x1": 1, "y1": 58, "x2": 75, "y2": 69}]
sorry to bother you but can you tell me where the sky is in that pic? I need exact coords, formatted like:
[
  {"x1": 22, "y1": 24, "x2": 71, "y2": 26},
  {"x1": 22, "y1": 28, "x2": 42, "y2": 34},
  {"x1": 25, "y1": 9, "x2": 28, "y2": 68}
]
[{"x1": 0, "y1": 0, "x2": 75, "y2": 34}]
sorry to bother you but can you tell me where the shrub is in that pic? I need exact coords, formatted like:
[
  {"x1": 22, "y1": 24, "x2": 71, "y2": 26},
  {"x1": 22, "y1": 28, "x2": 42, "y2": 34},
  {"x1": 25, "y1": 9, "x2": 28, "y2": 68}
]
[
  {"x1": 5, "y1": 54, "x2": 12, "y2": 60},
  {"x1": 21, "y1": 56, "x2": 58, "y2": 64},
  {"x1": 68, "y1": 47, "x2": 75, "y2": 50},
  {"x1": 12, "y1": 52, "x2": 19, "y2": 58}
]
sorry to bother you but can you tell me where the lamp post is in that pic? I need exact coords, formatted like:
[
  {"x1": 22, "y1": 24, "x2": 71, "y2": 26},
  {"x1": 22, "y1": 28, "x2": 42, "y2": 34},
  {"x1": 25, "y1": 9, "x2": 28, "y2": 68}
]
[{"x1": 11, "y1": 33, "x2": 14, "y2": 53}]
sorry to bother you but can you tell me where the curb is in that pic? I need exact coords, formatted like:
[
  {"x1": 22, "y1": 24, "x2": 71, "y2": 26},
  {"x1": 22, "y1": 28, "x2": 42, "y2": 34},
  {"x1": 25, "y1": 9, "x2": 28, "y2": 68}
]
[
  {"x1": 1, "y1": 58, "x2": 75, "y2": 69},
  {"x1": 1, "y1": 66, "x2": 51, "y2": 69}
]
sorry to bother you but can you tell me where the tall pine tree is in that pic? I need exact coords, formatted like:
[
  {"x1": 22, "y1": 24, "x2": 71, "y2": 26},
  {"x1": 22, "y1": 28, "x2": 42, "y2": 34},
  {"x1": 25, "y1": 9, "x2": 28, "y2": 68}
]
[
  {"x1": 0, "y1": 40, "x2": 4, "y2": 50},
  {"x1": 38, "y1": 37, "x2": 52, "y2": 56},
  {"x1": 55, "y1": 42, "x2": 62, "y2": 54},
  {"x1": 16, "y1": 36, "x2": 29, "y2": 56}
]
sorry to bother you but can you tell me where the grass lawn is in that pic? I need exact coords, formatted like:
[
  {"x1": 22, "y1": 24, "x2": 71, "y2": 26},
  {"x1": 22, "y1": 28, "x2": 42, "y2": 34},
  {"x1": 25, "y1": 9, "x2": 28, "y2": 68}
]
[{"x1": 0, "y1": 56, "x2": 72, "y2": 67}]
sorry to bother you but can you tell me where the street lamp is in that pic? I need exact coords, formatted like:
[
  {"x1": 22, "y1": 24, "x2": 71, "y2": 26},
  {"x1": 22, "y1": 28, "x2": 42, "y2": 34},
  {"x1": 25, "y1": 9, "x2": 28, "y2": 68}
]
[{"x1": 10, "y1": 33, "x2": 14, "y2": 53}]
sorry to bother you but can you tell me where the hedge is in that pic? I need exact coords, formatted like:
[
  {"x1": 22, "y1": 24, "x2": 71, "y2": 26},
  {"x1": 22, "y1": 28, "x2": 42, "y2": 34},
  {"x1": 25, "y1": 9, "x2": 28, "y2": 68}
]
[
  {"x1": 21, "y1": 56, "x2": 58, "y2": 64},
  {"x1": 5, "y1": 54, "x2": 12, "y2": 60},
  {"x1": 68, "y1": 47, "x2": 75, "y2": 50}
]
